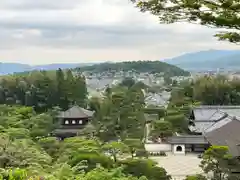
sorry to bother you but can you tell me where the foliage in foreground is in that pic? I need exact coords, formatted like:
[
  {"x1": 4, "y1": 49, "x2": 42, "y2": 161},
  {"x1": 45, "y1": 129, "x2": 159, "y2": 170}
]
[
  {"x1": 133, "y1": 0, "x2": 240, "y2": 44},
  {"x1": 0, "y1": 104, "x2": 171, "y2": 180}
]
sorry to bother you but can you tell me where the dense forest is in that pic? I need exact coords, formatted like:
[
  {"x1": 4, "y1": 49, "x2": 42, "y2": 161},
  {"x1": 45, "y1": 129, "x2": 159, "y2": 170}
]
[
  {"x1": 77, "y1": 61, "x2": 190, "y2": 77},
  {"x1": 0, "y1": 75, "x2": 173, "y2": 180},
  {"x1": 0, "y1": 69, "x2": 87, "y2": 112},
  {"x1": 169, "y1": 75, "x2": 240, "y2": 106}
]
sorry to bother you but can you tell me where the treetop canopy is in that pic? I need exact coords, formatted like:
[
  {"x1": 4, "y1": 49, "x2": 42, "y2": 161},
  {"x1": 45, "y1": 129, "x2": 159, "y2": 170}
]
[{"x1": 132, "y1": 0, "x2": 240, "y2": 44}]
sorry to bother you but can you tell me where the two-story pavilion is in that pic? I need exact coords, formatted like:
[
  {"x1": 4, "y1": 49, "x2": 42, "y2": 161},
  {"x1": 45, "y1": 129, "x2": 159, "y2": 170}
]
[{"x1": 52, "y1": 105, "x2": 94, "y2": 139}]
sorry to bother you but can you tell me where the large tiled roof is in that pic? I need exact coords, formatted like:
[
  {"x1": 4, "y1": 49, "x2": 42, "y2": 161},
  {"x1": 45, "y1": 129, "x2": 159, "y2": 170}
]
[
  {"x1": 189, "y1": 122, "x2": 215, "y2": 133},
  {"x1": 168, "y1": 135, "x2": 208, "y2": 144},
  {"x1": 205, "y1": 118, "x2": 240, "y2": 157},
  {"x1": 190, "y1": 106, "x2": 240, "y2": 156},
  {"x1": 189, "y1": 106, "x2": 240, "y2": 133},
  {"x1": 58, "y1": 106, "x2": 94, "y2": 118},
  {"x1": 193, "y1": 106, "x2": 240, "y2": 121}
]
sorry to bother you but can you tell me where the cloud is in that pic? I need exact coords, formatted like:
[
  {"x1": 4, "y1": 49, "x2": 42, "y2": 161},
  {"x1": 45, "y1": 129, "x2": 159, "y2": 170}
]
[
  {"x1": 0, "y1": 0, "x2": 81, "y2": 10},
  {"x1": 0, "y1": 0, "x2": 238, "y2": 64}
]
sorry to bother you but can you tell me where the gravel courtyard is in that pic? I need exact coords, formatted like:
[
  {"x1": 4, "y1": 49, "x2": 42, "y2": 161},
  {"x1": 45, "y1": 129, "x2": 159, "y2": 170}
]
[{"x1": 150, "y1": 153, "x2": 204, "y2": 180}]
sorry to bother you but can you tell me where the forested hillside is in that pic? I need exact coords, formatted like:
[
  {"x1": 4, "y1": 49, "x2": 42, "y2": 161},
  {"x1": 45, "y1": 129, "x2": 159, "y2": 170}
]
[{"x1": 77, "y1": 61, "x2": 190, "y2": 77}]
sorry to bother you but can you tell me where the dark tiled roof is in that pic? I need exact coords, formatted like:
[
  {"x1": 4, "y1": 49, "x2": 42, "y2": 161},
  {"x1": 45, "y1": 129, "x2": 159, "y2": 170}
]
[
  {"x1": 205, "y1": 118, "x2": 240, "y2": 157},
  {"x1": 58, "y1": 106, "x2": 94, "y2": 118},
  {"x1": 52, "y1": 128, "x2": 81, "y2": 135},
  {"x1": 190, "y1": 106, "x2": 240, "y2": 133},
  {"x1": 189, "y1": 122, "x2": 215, "y2": 133},
  {"x1": 144, "y1": 113, "x2": 159, "y2": 121},
  {"x1": 193, "y1": 106, "x2": 240, "y2": 121},
  {"x1": 168, "y1": 135, "x2": 209, "y2": 144}
]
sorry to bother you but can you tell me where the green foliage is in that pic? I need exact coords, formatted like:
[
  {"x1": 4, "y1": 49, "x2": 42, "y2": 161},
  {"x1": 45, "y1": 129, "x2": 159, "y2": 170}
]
[
  {"x1": 79, "y1": 167, "x2": 147, "y2": 180},
  {"x1": 0, "y1": 134, "x2": 52, "y2": 170},
  {"x1": 200, "y1": 146, "x2": 240, "y2": 180},
  {"x1": 193, "y1": 76, "x2": 240, "y2": 105},
  {"x1": 0, "y1": 78, "x2": 177, "y2": 180},
  {"x1": 173, "y1": 76, "x2": 240, "y2": 105},
  {"x1": 144, "y1": 107, "x2": 165, "y2": 119},
  {"x1": 150, "y1": 121, "x2": 173, "y2": 139},
  {"x1": 124, "y1": 139, "x2": 145, "y2": 158},
  {"x1": 0, "y1": 105, "x2": 56, "y2": 139},
  {"x1": 185, "y1": 174, "x2": 207, "y2": 180},
  {"x1": 133, "y1": 0, "x2": 240, "y2": 43},
  {"x1": 92, "y1": 85, "x2": 146, "y2": 141},
  {"x1": 120, "y1": 78, "x2": 136, "y2": 89},
  {"x1": 77, "y1": 61, "x2": 190, "y2": 77},
  {"x1": 121, "y1": 159, "x2": 171, "y2": 180},
  {"x1": 0, "y1": 69, "x2": 87, "y2": 112},
  {"x1": 165, "y1": 114, "x2": 188, "y2": 133},
  {"x1": 69, "y1": 152, "x2": 113, "y2": 171},
  {"x1": 0, "y1": 169, "x2": 28, "y2": 180},
  {"x1": 102, "y1": 141, "x2": 128, "y2": 162},
  {"x1": 38, "y1": 137, "x2": 61, "y2": 160}
]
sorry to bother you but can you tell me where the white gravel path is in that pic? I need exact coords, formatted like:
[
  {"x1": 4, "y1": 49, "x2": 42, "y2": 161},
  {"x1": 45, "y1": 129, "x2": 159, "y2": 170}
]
[{"x1": 150, "y1": 153, "x2": 204, "y2": 180}]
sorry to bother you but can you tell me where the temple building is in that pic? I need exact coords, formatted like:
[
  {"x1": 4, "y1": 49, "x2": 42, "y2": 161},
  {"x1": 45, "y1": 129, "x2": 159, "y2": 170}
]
[
  {"x1": 52, "y1": 105, "x2": 94, "y2": 139},
  {"x1": 189, "y1": 106, "x2": 240, "y2": 157},
  {"x1": 146, "y1": 106, "x2": 240, "y2": 156}
]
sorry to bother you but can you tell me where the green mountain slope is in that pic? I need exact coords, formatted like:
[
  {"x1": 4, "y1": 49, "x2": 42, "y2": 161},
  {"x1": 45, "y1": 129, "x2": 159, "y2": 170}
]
[{"x1": 77, "y1": 61, "x2": 190, "y2": 77}]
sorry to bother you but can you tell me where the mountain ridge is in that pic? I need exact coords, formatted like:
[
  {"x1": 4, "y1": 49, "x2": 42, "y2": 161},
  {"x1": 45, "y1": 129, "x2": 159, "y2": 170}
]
[
  {"x1": 1, "y1": 49, "x2": 240, "y2": 74},
  {"x1": 0, "y1": 63, "x2": 95, "y2": 75},
  {"x1": 164, "y1": 49, "x2": 240, "y2": 71}
]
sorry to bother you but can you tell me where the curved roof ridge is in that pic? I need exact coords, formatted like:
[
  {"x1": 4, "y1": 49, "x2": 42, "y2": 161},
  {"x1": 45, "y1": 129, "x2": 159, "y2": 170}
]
[{"x1": 195, "y1": 105, "x2": 240, "y2": 109}]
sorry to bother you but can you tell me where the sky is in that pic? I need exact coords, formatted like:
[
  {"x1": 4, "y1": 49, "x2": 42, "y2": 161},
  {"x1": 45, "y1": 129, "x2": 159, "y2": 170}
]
[{"x1": 0, "y1": 0, "x2": 238, "y2": 65}]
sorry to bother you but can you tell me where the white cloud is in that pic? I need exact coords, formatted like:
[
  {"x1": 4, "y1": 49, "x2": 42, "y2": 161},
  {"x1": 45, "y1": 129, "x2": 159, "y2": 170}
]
[{"x1": 0, "y1": 0, "x2": 237, "y2": 65}]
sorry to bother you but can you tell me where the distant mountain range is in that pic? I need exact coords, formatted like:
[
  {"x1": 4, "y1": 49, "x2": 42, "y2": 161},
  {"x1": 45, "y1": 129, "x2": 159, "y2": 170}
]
[
  {"x1": 164, "y1": 50, "x2": 240, "y2": 71},
  {"x1": 1, "y1": 49, "x2": 240, "y2": 74},
  {"x1": 0, "y1": 63, "x2": 95, "y2": 75}
]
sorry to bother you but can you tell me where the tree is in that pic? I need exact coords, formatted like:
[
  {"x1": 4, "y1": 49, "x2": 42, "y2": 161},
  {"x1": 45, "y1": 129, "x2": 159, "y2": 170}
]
[
  {"x1": 38, "y1": 137, "x2": 61, "y2": 160},
  {"x1": 200, "y1": 146, "x2": 240, "y2": 180},
  {"x1": 185, "y1": 174, "x2": 207, "y2": 180},
  {"x1": 150, "y1": 121, "x2": 173, "y2": 140},
  {"x1": 102, "y1": 141, "x2": 128, "y2": 162},
  {"x1": 121, "y1": 158, "x2": 171, "y2": 180},
  {"x1": 165, "y1": 114, "x2": 188, "y2": 133},
  {"x1": 79, "y1": 167, "x2": 147, "y2": 180},
  {"x1": 79, "y1": 123, "x2": 98, "y2": 139},
  {"x1": 0, "y1": 134, "x2": 51, "y2": 170},
  {"x1": 133, "y1": 0, "x2": 240, "y2": 44},
  {"x1": 120, "y1": 78, "x2": 136, "y2": 89},
  {"x1": 92, "y1": 84, "x2": 146, "y2": 141},
  {"x1": 124, "y1": 139, "x2": 145, "y2": 158}
]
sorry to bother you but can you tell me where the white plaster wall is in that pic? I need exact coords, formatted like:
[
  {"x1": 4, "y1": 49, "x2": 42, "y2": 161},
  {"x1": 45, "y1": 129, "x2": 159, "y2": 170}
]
[
  {"x1": 173, "y1": 144, "x2": 185, "y2": 155},
  {"x1": 145, "y1": 143, "x2": 172, "y2": 152}
]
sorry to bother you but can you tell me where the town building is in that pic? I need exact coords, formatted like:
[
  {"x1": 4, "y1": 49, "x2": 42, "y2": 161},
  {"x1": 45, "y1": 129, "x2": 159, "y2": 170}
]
[
  {"x1": 146, "y1": 106, "x2": 240, "y2": 156},
  {"x1": 189, "y1": 106, "x2": 240, "y2": 157},
  {"x1": 168, "y1": 135, "x2": 209, "y2": 155}
]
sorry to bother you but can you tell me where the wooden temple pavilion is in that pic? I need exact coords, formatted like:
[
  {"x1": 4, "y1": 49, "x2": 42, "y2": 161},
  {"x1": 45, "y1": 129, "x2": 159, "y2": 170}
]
[{"x1": 52, "y1": 105, "x2": 94, "y2": 139}]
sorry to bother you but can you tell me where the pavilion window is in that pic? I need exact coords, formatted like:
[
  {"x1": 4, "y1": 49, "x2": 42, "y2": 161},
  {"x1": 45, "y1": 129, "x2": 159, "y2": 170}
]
[
  {"x1": 65, "y1": 120, "x2": 69, "y2": 125},
  {"x1": 79, "y1": 120, "x2": 83, "y2": 124},
  {"x1": 72, "y1": 120, "x2": 76, "y2": 124}
]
